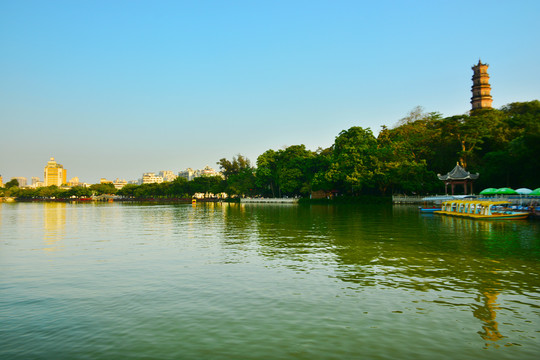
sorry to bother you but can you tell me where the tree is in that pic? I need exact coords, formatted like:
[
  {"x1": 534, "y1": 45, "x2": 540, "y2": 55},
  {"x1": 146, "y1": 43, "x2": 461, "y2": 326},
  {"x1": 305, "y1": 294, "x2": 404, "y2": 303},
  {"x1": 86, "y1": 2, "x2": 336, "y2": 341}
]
[
  {"x1": 325, "y1": 127, "x2": 378, "y2": 195},
  {"x1": 5, "y1": 179, "x2": 19, "y2": 188},
  {"x1": 67, "y1": 186, "x2": 92, "y2": 198},
  {"x1": 188, "y1": 176, "x2": 224, "y2": 197},
  {"x1": 217, "y1": 154, "x2": 251, "y2": 179},
  {"x1": 217, "y1": 154, "x2": 256, "y2": 196},
  {"x1": 276, "y1": 145, "x2": 316, "y2": 196},
  {"x1": 376, "y1": 112, "x2": 440, "y2": 195},
  {"x1": 436, "y1": 114, "x2": 491, "y2": 169},
  {"x1": 89, "y1": 183, "x2": 117, "y2": 195},
  {"x1": 255, "y1": 146, "x2": 317, "y2": 197},
  {"x1": 167, "y1": 177, "x2": 189, "y2": 198},
  {"x1": 256, "y1": 150, "x2": 280, "y2": 197},
  {"x1": 476, "y1": 101, "x2": 540, "y2": 188},
  {"x1": 117, "y1": 184, "x2": 139, "y2": 198},
  {"x1": 36, "y1": 186, "x2": 60, "y2": 198},
  {"x1": 311, "y1": 147, "x2": 333, "y2": 192}
]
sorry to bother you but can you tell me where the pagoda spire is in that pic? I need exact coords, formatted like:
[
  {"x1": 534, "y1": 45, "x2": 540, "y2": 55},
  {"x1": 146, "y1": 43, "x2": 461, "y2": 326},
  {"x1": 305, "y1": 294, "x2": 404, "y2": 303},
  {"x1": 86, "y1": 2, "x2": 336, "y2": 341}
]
[{"x1": 471, "y1": 60, "x2": 493, "y2": 110}]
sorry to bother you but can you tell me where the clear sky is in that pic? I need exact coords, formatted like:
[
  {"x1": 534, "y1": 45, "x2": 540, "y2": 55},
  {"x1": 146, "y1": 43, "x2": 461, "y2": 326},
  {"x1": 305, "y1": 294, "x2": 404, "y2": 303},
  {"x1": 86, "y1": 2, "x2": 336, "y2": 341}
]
[{"x1": 1, "y1": 0, "x2": 539, "y2": 184}]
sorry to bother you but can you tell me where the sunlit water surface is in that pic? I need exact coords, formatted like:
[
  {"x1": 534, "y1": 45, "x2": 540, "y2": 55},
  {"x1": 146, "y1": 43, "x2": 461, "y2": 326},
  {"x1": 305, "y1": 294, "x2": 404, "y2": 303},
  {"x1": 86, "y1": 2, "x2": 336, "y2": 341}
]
[{"x1": 1, "y1": 202, "x2": 539, "y2": 359}]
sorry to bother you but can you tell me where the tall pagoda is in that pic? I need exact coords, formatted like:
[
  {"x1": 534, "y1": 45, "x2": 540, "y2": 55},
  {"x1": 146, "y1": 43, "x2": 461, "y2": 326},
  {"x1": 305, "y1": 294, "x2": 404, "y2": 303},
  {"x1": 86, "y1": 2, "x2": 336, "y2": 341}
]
[
  {"x1": 437, "y1": 163, "x2": 479, "y2": 195},
  {"x1": 471, "y1": 60, "x2": 493, "y2": 110}
]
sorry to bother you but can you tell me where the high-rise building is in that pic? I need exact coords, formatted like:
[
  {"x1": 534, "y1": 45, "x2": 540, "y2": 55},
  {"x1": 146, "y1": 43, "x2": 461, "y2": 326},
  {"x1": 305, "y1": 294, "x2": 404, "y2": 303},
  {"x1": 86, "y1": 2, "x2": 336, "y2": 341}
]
[
  {"x1": 30, "y1": 177, "x2": 45, "y2": 188},
  {"x1": 178, "y1": 168, "x2": 197, "y2": 181},
  {"x1": 68, "y1": 177, "x2": 82, "y2": 187},
  {"x1": 159, "y1": 170, "x2": 177, "y2": 182},
  {"x1": 44, "y1": 157, "x2": 67, "y2": 186},
  {"x1": 471, "y1": 60, "x2": 493, "y2": 110},
  {"x1": 12, "y1": 177, "x2": 27, "y2": 187}
]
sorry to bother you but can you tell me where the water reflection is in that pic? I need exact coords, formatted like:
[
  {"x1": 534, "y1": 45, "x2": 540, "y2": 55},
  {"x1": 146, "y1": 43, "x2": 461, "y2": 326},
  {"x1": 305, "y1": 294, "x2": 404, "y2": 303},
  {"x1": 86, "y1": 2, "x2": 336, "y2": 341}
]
[
  {"x1": 43, "y1": 202, "x2": 67, "y2": 252},
  {"x1": 219, "y1": 203, "x2": 539, "y2": 347},
  {"x1": 475, "y1": 289, "x2": 503, "y2": 345},
  {"x1": 2, "y1": 202, "x2": 539, "y2": 358}
]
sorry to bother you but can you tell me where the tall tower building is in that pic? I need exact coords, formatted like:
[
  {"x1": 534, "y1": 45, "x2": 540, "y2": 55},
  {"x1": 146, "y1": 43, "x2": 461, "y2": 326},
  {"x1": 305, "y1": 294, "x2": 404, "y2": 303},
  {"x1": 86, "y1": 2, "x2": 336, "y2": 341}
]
[
  {"x1": 44, "y1": 157, "x2": 67, "y2": 186},
  {"x1": 471, "y1": 60, "x2": 493, "y2": 110}
]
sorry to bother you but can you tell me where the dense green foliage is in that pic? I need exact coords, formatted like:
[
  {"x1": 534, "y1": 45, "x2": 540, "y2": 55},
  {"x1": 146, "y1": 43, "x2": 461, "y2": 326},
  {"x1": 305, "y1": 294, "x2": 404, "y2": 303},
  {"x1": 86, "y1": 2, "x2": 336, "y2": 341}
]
[
  {"x1": 250, "y1": 100, "x2": 539, "y2": 196},
  {"x1": 2, "y1": 100, "x2": 538, "y2": 200},
  {"x1": 117, "y1": 176, "x2": 227, "y2": 199},
  {"x1": 0, "y1": 185, "x2": 93, "y2": 199},
  {"x1": 4, "y1": 179, "x2": 20, "y2": 188}
]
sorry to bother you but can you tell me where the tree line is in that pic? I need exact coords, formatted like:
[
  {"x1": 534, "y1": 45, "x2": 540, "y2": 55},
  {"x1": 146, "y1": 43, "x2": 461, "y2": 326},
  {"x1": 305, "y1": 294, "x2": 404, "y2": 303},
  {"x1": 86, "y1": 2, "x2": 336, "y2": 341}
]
[
  {"x1": 2, "y1": 100, "x2": 539, "y2": 199},
  {"x1": 220, "y1": 100, "x2": 539, "y2": 197}
]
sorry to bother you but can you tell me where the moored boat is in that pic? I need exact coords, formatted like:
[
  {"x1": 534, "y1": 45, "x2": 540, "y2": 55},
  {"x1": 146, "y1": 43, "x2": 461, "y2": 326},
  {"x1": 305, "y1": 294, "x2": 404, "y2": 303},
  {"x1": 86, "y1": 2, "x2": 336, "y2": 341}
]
[
  {"x1": 419, "y1": 206, "x2": 442, "y2": 213},
  {"x1": 434, "y1": 200, "x2": 529, "y2": 220},
  {"x1": 418, "y1": 195, "x2": 475, "y2": 213}
]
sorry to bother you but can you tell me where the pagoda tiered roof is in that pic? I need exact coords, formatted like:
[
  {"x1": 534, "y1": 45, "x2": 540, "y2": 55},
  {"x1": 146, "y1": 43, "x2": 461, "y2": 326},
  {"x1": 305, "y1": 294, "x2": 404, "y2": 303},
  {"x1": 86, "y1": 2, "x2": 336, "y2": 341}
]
[{"x1": 437, "y1": 163, "x2": 479, "y2": 181}]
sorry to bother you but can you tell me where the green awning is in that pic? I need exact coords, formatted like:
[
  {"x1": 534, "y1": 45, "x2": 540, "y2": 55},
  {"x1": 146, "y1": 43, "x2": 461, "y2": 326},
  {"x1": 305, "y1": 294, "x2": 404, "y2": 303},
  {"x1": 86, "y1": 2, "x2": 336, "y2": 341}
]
[
  {"x1": 479, "y1": 188, "x2": 497, "y2": 195},
  {"x1": 495, "y1": 187, "x2": 518, "y2": 195}
]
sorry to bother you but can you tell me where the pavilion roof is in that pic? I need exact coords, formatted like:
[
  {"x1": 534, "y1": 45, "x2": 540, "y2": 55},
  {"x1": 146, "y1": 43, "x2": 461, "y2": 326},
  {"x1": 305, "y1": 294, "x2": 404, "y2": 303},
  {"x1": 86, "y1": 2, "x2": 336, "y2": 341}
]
[{"x1": 437, "y1": 163, "x2": 479, "y2": 181}]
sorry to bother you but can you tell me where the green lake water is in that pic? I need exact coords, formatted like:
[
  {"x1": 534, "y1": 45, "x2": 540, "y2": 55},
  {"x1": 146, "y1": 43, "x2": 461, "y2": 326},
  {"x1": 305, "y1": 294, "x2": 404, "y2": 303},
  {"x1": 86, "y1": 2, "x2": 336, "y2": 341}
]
[{"x1": 1, "y1": 202, "x2": 539, "y2": 359}]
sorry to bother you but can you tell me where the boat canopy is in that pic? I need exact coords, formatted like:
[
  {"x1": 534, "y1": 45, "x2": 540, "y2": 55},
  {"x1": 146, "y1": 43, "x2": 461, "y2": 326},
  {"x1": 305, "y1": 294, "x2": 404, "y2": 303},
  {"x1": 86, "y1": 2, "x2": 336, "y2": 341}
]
[{"x1": 421, "y1": 195, "x2": 476, "y2": 201}]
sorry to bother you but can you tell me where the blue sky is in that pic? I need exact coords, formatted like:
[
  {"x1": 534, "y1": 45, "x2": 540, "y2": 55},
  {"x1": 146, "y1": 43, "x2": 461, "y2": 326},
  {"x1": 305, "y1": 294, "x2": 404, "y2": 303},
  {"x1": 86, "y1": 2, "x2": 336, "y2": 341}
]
[{"x1": 1, "y1": 0, "x2": 539, "y2": 183}]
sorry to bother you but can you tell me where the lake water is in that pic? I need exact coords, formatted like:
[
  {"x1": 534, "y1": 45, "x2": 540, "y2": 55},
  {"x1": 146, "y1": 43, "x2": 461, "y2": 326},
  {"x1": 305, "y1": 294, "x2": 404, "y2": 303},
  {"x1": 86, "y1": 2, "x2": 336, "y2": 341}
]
[{"x1": 1, "y1": 202, "x2": 539, "y2": 359}]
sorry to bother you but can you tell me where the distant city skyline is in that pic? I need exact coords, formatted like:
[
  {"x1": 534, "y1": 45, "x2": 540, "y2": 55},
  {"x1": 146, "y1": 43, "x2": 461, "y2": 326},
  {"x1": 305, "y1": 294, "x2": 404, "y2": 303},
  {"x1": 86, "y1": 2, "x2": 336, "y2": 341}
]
[
  {"x1": 1, "y1": 0, "x2": 539, "y2": 182},
  {"x1": 1, "y1": 157, "x2": 221, "y2": 187}
]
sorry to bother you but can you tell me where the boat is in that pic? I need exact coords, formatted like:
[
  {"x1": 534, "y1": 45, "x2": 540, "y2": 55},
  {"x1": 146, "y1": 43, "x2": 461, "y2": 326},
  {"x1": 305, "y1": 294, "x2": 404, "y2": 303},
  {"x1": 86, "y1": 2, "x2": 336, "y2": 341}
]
[
  {"x1": 419, "y1": 206, "x2": 442, "y2": 213},
  {"x1": 418, "y1": 195, "x2": 475, "y2": 213},
  {"x1": 529, "y1": 206, "x2": 540, "y2": 219},
  {"x1": 434, "y1": 200, "x2": 529, "y2": 220}
]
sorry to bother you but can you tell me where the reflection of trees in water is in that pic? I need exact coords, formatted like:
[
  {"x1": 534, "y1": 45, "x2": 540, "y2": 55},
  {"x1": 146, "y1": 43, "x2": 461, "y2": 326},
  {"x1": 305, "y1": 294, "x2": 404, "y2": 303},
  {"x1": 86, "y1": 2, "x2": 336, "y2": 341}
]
[
  {"x1": 438, "y1": 216, "x2": 540, "y2": 260},
  {"x1": 182, "y1": 202, "x2": 540, "y2": 348},
  {"x1": 218, "y1": 204, "x2": 540, "y2": 294},
  {"x1": 332, "y1": 210, "x2": 538, "y2": 347},
  {"x1": 332, "y1": 213, "x2": 540, "y2": 292},
  {"x1": 242, "y1": 204, "x2": 346, "y2": 263},
  {"x1": 220, "y1": 203, "x2": 334, "y2": 265},
  {"x1": 219, "y1": 203, "x2": 539, "y2": 347},
  {"x1": 134, "y1": 203, "x2": 176, "y2": 231}
]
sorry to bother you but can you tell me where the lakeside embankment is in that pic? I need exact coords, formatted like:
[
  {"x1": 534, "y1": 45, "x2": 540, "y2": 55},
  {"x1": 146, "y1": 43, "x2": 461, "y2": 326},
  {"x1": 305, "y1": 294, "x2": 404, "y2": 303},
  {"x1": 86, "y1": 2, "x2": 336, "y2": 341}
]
[
  {"x1": 0, "y1": 196, "x2": 220, "y2": 204},
  {"x1": 393, "y1": 194, "x2": 540, "y2": 206},
  {"x1": 3, "y1": 195, "x2": 539, "y2": 207}
]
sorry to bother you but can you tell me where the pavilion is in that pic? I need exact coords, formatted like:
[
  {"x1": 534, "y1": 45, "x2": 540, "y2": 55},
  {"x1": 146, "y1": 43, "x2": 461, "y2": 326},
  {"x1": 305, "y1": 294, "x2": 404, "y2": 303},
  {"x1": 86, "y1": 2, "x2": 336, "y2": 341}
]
[{"x1": 437, "y1": 163, "x2": 479, "y2": 195}]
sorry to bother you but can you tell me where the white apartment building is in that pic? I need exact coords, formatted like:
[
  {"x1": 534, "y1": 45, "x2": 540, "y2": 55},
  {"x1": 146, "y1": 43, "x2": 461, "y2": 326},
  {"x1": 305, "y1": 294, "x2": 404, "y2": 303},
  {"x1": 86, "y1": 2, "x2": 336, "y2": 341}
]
[
  {"x1": 200, "y1": 165, "x2": 221, "y2": 177},
  {"x1": 12, "y1": 177, "x2": 28, "y2": 187},
  {"x1": 159, "y1": 170, "x2": 177, "y2": 182},
  {"x1": 141, "y1": 173, "x2": 164, "y2": 184},
  {"x1": 113, "y1": 178, "x2": 128, "y2": 189},
  {"x1": 178, "y1": 168, "x2": 197, "y2": 181},
  {"x1": 30, "y1": 177, "x2": 45, "y2": 188},
  {"x1": 178, "y1": 166, "x2": 222, "y2": 181}
]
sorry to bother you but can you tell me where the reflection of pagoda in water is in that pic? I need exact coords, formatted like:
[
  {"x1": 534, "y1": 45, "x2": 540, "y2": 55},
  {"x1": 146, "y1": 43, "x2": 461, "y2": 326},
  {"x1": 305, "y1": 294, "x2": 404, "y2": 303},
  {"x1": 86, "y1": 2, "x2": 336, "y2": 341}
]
[{"x1": 474, "y1": 289, "x2": 504, "y2": 344}]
